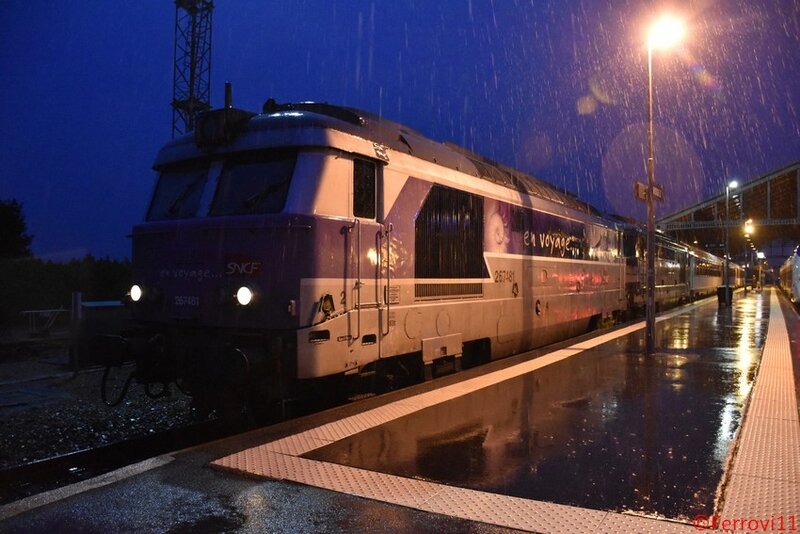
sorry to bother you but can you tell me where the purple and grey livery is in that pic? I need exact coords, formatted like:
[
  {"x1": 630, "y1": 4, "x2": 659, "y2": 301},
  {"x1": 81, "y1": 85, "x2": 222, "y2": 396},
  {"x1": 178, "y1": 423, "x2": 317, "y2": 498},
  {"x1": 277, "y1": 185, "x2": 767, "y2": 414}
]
[{"x1": 126, "y1": 98, "x2": 739, "y2": 411}]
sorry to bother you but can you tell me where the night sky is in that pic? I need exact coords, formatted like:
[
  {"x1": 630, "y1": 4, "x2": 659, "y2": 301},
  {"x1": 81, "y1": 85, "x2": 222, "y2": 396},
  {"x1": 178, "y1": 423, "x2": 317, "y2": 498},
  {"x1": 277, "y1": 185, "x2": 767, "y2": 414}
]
[{"x1": 1, "y1": 1, "x2": 798, "y2": 260}]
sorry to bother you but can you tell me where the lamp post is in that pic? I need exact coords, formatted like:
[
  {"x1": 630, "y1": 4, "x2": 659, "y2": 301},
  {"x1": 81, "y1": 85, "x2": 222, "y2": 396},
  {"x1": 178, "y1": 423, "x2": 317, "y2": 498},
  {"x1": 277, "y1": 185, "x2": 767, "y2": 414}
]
[
  {"x1": 724, "y1": 180, "x2": 738, "y2": 305},
  {"x1": 644, "y1": 15, "x2": 685, "y2": 355},
  {"x1": 744, "y1": 218, "x2": 754, "y2": 288}
]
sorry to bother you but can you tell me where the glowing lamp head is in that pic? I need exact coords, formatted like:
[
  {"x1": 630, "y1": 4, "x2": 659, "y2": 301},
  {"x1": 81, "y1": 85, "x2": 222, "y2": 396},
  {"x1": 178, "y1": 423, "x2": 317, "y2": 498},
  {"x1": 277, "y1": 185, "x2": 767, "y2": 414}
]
[
  {"x1": 729, "y1": 180, "x2": 739, "y2": 189},
  {"x1": 319, "y1": 293, "x2": 335, "y2": 317},
  {"x1": 648, "y1": 15, "x2": 685, "y2": 51},
  {"x1": 236, "y1": 286, "x2": 254, "y2": 306},
  {"x1": 130, "y1": 284, "x2": 143, "y2": 302}
]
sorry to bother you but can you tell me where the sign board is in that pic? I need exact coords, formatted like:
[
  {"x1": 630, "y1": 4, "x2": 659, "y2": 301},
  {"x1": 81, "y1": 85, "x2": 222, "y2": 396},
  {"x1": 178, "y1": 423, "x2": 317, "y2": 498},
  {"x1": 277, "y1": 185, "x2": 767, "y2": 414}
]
[
  {"x1": 635, "y1": 181, "x2": 648, "y2": 202},
  {"x1": 651, "y1": 183, "x2": 665, "y2": 201},
  {"x1": 634, "y1": 181, "x2": 665, "y2": 202}
]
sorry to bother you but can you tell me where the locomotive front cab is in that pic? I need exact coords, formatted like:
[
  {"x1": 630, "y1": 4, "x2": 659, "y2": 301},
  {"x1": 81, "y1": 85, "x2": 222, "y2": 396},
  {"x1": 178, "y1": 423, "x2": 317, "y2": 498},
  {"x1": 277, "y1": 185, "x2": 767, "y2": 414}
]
[
  {"x1": 128, "y1": 105, "x2": 389, "y2": 410},
  {"x1": 131, "y1": 149, "x2": 303, "y2": 331}
]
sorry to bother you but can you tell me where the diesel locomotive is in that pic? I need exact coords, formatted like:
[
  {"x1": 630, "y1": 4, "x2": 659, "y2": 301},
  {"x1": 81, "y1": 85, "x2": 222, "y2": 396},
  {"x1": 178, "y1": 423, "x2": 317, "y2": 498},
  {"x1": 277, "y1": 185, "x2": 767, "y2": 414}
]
[{"x1": 120, "y1": 93, "x2": 739, "y2": 413}]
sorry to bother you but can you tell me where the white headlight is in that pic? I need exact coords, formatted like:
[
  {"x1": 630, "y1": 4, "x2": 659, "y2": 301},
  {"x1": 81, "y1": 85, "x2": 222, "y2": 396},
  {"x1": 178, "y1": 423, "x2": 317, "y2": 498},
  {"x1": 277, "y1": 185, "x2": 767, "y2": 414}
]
[
  {"x1": 236, "y1": 286, "x2": 253, "y2": 306},
  {"x1": 130, "y1": 284, "x2": 143, "y2": 302}
]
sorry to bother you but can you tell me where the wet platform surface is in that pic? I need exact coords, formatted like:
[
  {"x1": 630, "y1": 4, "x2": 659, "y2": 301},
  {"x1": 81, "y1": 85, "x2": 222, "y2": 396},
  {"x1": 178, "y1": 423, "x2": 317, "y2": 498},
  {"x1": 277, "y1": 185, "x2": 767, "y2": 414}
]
[
  {"x1": 306, "y1": 293, "x2": 768, "y2": 518},
  {"x1": 2, "y1": 289, "x2": 798, "y2": 532}
]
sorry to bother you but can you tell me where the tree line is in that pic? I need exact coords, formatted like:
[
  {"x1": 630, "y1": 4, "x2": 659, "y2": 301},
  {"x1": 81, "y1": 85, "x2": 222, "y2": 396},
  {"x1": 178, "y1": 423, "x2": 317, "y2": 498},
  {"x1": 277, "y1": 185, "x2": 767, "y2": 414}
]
[{"x1": 0, "y1": 199, "x2": 131, "y2": 325}]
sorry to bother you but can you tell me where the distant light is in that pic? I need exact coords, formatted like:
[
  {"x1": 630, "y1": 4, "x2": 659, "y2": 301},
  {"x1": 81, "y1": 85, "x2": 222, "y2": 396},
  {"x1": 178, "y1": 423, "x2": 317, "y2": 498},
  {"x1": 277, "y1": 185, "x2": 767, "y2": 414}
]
[
  {"x1": 236, "y1": 286, "x2": 254, "y2": 306},
  {"x1": 757, "y1": 252, "x2": 765, "y2": 259},
  {"x1": 648, "y1": 15, "x2": 686, "y2": 51},
  {"x1": 729, "y1": 180, "x2": 739, "y2": 189},
  {"x1": 577, "y1": 95, "x2": 598, "y2": 115},
  {"x1": 130, "y1": 284, "x2": 142, "y2": 302}
]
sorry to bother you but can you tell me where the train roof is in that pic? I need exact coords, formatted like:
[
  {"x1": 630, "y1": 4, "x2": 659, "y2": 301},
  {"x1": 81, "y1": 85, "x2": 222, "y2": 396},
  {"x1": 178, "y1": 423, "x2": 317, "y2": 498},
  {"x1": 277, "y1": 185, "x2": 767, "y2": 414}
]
[
  {"x1": 160, "y1": 100, "x2": 598, "y2": 216},
  {"x1": 258, "y1": 102, "x2": 598, "y2": 214}
]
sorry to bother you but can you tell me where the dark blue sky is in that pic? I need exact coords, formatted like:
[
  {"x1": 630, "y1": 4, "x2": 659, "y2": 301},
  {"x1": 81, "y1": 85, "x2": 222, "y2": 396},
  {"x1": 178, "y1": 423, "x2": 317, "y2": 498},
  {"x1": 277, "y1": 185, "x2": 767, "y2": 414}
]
[{"x1": 1, "y1": 1, "x2": 798, "y2": 260}]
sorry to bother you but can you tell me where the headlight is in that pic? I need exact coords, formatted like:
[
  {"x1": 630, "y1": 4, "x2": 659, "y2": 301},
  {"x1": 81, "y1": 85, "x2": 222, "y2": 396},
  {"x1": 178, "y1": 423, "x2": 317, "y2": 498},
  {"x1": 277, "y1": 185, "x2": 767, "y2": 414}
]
[
  {"x1": 236, "y1": 286, "x2": 254, "y2": 306},
  {"x1": 130, "y1": 284, "x2": 143, "y2": 302}
]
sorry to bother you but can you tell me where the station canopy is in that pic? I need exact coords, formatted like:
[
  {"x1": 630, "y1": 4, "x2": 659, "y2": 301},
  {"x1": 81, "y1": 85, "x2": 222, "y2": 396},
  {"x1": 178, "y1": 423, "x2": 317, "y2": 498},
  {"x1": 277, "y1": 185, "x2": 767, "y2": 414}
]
[{"x1": 657, "y1": 160, "x2": 800, "y2": 268}]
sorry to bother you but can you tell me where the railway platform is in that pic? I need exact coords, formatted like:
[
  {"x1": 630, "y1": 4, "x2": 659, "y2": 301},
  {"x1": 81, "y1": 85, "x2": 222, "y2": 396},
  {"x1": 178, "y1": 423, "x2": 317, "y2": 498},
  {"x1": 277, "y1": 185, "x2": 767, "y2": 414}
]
[{"x1": 1, "y1": 288, "x2": 798, "y2": 532}]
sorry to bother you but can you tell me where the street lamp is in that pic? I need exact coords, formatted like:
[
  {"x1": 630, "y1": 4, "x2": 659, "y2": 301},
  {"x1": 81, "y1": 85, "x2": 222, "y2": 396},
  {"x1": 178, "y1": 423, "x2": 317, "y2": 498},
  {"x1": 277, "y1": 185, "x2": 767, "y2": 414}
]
[
  {"x1": 724, "y1": 180, "x2": 738, "y2": 305},
  {"x1": 743, "y1": 218, "x2": 754, "y2": 236},
  {"x1": 644, "y1": 15, "x2": 685, "y2": 355}
]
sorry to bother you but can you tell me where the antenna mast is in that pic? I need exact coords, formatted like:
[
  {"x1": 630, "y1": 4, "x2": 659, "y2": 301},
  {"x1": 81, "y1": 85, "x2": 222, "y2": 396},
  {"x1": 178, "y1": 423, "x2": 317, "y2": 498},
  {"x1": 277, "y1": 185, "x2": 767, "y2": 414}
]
[{"x1": 171, "y1": 0, "x2": 213, "y2": 137}]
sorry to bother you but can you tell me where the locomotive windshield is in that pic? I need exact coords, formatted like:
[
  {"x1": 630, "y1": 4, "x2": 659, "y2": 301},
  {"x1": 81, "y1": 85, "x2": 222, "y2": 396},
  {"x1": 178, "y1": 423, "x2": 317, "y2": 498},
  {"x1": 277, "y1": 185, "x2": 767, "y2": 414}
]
[
  {"x1": 210, "y1": 151, "x2": 297, "y2": 215},
  {"x1": 146, "y1": 165, "x2": 209, "y2": 221}
]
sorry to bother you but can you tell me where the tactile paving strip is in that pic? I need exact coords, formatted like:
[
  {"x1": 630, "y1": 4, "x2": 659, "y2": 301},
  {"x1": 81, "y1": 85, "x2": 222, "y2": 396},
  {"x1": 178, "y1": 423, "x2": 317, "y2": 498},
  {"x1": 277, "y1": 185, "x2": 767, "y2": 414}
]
[
  {"x1": 720, "y1": 290, "x2": 800, "y2": 520},
  {"x1": 732, "y1": 416, "x2": 800, "y2": 481},
  {"x1": 592, "y1": 512, "x2": 697, "y2": 534},
  {"x1": 212, "y1": 310, "x2": 705, "y2": 532},
  {"x1": 213, "y1": 447, "x2": 696, "y2": 533},
  {"x1": 722, "y1": 474, "x2": 799, "y2": 518}
]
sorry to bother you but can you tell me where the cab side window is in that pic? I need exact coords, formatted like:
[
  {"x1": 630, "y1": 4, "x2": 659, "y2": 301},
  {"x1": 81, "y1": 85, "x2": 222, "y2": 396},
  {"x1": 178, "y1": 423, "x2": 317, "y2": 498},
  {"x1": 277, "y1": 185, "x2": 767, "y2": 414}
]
[{"x1": 353, "y1": 159, "x2": 376, "y2": 219}]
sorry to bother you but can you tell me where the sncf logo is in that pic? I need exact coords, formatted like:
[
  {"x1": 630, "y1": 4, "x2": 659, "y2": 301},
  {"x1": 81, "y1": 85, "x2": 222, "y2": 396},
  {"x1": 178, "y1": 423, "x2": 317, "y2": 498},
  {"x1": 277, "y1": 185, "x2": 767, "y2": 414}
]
[{"x1": 226, "y1": 258, "x2": 262, "y2": 276}]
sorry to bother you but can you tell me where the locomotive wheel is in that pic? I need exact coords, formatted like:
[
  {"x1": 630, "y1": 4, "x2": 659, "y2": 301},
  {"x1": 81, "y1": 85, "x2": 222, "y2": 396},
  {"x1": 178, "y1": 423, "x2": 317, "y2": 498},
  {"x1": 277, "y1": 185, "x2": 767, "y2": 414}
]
[{"x1": 375, "y1": 353, "x2": 424, "y2": 393}]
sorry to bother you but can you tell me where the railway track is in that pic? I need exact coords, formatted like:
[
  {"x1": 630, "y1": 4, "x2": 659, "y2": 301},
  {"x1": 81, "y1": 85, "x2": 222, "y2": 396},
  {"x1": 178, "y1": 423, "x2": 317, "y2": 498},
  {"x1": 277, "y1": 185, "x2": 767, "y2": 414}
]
[
  {"x1": 0, "y1": 301, "x2": 696, "y2": 508},
  {"x1": 0, "y1": 382, "x2": 356, "y2": 506},
  {"x1": 0, "y1": 417, "x2": 246, "y2": 506}
]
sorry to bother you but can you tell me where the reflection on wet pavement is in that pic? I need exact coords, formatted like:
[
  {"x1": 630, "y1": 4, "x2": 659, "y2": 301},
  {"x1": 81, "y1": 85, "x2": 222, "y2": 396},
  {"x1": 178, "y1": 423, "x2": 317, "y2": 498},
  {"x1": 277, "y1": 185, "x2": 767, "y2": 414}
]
[{"x1": 308, "y1": 292, "x2": 768, "y2": 520}]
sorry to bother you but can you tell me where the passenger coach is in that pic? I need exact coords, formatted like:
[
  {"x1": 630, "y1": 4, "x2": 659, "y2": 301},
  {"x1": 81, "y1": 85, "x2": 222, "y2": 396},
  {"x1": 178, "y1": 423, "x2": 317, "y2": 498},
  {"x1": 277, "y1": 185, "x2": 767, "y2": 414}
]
[{"x1": 780, "y1": 249, "x2": 800, "y2": 302}]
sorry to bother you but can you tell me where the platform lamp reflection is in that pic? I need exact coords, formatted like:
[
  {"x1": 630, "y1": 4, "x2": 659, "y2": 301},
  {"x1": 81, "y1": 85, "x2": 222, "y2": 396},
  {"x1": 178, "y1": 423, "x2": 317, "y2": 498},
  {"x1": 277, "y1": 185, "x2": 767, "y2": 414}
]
[{"x1": 743, "y1": 218, "x2": 754, "y2": 289}]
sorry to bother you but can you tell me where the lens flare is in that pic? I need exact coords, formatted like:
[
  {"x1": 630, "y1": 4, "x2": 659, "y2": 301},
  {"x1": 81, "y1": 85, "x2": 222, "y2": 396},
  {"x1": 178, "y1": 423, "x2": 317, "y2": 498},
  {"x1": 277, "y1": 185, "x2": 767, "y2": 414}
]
[{"x1": 681, "y1": 49, "x2": 722, "y2": 95}]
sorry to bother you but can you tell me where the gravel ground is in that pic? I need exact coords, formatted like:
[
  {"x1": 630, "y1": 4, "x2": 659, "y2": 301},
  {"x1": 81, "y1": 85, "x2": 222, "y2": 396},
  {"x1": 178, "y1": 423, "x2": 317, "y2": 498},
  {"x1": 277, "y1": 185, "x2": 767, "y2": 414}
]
[{"x1": 0, "y1": 339, "x2": 200, "y2": 470}]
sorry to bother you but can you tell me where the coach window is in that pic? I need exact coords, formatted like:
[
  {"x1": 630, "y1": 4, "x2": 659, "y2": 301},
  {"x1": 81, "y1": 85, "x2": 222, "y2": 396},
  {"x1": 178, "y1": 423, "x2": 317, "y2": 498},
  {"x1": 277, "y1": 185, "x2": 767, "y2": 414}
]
[
  {"x1": 622, "y1": 231, "x2": 641, "y2": 266},
  {"x1": 353, "y1": 159, "x2": 376, "y2": 219}
]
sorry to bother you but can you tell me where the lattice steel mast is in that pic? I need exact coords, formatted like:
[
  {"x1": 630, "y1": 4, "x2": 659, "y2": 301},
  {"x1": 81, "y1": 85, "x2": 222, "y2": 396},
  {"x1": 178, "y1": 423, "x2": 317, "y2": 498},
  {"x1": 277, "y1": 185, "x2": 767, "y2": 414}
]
[{"x1": 171, "y1": 0, "x2": 213, "y2": 137}]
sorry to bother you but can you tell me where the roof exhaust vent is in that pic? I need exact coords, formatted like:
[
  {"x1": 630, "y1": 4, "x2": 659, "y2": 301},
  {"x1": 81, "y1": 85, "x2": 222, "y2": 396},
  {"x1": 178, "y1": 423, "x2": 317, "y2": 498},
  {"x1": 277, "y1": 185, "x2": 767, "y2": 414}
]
[
  {"x1": 194, "y1": 82, "x2": 255, "y2": 149},
  {"x1": 224, "y1": 81, "x2": 233, "y2": 109}
]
